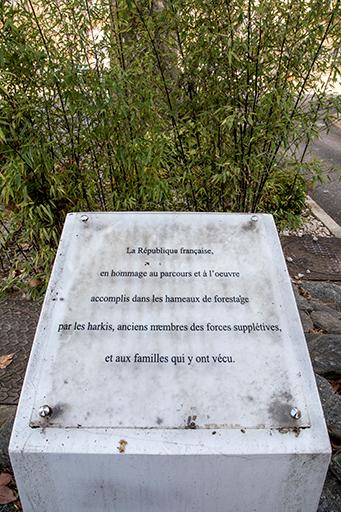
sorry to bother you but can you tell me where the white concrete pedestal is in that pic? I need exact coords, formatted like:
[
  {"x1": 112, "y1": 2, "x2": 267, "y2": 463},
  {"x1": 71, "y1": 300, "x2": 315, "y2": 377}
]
[{"x1": 10, "y1": 213, "x2": 330, "y2": 511}]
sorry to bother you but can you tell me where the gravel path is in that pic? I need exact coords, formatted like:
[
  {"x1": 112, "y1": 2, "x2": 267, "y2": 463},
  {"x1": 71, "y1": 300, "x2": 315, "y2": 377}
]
[{"x1": 282, "y1": 208, "x2": 332, "y2": 237}]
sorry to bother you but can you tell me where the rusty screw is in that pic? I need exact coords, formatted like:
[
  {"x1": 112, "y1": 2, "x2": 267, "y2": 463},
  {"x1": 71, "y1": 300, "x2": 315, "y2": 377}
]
[
  {"x1": 290, "y1": 407, "x2": 301, "y2": 420},
  {"x1": 80, "y1": 214, "x2": 89, "y2": 222},
  {"x1": 39, "y1": 405, "x2": 53, "y2": 418}
]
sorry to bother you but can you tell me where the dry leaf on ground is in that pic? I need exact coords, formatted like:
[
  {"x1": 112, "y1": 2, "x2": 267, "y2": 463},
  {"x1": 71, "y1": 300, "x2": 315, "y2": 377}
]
[
  {"x1": 0, "y1": 473, "x2": 16, "y2": 505},
  {"x1": 0, "y1": 474, "x2": 11, "y2": 487},
  {"x1": 0, "y1": 353, "x2": 15, "y2": 369},
  {"x1": 28, "y1": 278, "x2": 41, "y2": 288}
]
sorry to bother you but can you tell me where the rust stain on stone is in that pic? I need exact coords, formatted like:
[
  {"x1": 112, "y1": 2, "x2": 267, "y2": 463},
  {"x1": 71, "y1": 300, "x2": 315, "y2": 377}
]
[{"x1": 117, "y1": 439, "x2": 128, "y2": 453}]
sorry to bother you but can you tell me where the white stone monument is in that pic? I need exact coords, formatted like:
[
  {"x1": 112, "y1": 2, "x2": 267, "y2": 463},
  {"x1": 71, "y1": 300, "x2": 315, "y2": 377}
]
[{"x1": 10, "y1": 213, "x2": 330, "y2": 511}]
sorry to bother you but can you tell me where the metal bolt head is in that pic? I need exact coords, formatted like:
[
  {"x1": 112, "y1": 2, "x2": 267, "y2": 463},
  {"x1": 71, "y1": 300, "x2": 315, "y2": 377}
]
[
  {"x1": 80, "y1": 214, "x2": 89, "y2": 222},
  {"x1": 251, "y1": 215, "x2": 258, "y2": 222},
  {"x1": 290, "y1": 407, "x2": 301, "y2": 420},
  {"x1": 39, "y1": 405, "x2": 52, "y2": 418}
]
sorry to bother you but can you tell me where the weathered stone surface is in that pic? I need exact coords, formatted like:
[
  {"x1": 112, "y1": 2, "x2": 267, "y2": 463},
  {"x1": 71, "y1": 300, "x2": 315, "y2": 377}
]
[
  {"x1": 318, "y1": 471, "x2": 341, "y2": 512},
  {"x1": 309, "y1": 300, "x2": 341, "y2": 316},
  {"x1": 311, "y1": 310, "x2": 341, "y2": 334},
  {"x1": 330, "y1": 451, "x2": 341, "y2": 482},
  {"x1": 0, "y1": 405, "x2": 16, "y2": 469},
  {"x1": 299, "y1": 310, "x2": 314, "y2": 332},
  {"x1": 305, "y1": 332, "x2": 318, "y2": 344},
  {"x1": 315, "y1": 374, "x2": 341, "y2": 439},
  {"x1": 292, "y1": 285, "x2": 313, "y2": 312},
  {"x1": 0, "y1": 506, "x2": 15, "y2": 512},
  {"x1": 302, "y1": 281, "x2": 341, "y2": 312},
  {"x1": 307, "y1": 335, "x2": 341, "y2": 378}
]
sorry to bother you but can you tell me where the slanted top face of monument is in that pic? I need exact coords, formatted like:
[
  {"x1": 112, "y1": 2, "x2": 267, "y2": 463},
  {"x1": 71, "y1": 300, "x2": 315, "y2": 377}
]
[{"x1": 29, "y1": 213, "x2": 310, "y2": 430}]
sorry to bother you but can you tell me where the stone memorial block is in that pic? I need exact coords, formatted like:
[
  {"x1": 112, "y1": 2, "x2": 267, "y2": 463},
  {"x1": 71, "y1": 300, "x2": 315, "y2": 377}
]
[{"x1": 10, "y1": 212, "x2": 331, "y2": 511}]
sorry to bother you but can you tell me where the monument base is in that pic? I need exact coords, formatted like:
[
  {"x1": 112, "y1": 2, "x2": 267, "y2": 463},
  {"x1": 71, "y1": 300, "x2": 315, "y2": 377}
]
[
  {"x1": 10, "y1": 212, "x2": 330, "y2": 511},
  {"x1": 10, "y1": 424, "x2": 329, "y2": 511}
]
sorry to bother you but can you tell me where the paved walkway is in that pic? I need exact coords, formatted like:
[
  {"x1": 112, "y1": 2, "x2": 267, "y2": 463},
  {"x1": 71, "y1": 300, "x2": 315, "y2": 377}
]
[
  {"x1": 0, "y1": 297, "x2": 41, "y2": 405},
  {"x1": 308, "y1": 123, "x2": 341, "y2": 226}
]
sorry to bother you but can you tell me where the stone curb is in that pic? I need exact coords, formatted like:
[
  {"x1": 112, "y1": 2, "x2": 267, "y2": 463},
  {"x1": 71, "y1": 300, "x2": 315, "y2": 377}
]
[{"x1": 306, "y1": 196, "x2": 341, "y2": 238}]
